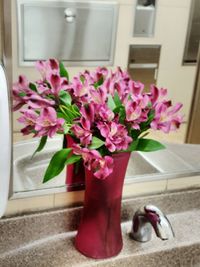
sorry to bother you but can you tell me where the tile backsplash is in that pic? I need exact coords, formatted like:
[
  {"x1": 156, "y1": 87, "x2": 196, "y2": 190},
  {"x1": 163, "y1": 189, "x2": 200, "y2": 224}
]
[{"x1": 4, "y1": 175, "x2": 200, "y2": 217}]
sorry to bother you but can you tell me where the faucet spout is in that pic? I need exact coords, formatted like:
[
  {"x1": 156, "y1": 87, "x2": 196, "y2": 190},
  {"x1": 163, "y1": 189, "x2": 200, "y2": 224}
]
[{"x1": 131, "y1": 205, "x2": 174, "y2": 242}]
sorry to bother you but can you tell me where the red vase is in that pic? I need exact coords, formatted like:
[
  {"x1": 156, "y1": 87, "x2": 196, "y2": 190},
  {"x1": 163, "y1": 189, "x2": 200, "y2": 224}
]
[
  {"x1": 75, "y1": 152, "x2": 131, "y2": 259},
  {"x1": 65, "y1": 135, "x2": 85, "y2": 191}
]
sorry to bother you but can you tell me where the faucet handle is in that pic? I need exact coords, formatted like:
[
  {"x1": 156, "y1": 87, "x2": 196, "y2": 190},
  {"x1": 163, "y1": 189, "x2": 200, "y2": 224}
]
[{"x1": 131, "y1": 205, "x2": 175, "y2": 242}]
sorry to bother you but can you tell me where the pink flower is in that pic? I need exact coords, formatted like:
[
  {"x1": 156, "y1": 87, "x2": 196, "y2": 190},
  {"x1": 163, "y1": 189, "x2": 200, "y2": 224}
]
[
  {"x1": 149, "y1": 85, "x2": 167, "y2": 106},
  {"x1": 68, "y1": 77, "x2": 91, "y2": 103},
  {"x1": 90, "y1": 86, "x2": 107, "y2": 104},
  {"x1": 78, "y1": 67, "x2": 108, "y2": 86},
  {"x1": 92, "y1": 156, "x2": 114, "y2": 179},
  {"x1": 150, "y1": 102, "x2": 183, "y2": 133},
  {"x1": 48, "y1": 74, "x2": 68, "y2": 96},
  {"x1": 72, "y1": 144, "x2": 113, "y2": 179},
  {"x1": 36, "y1": 81, "x2": 51, "y2": 95},
  {"x1": 18, "y1": 109, "x2": 38, "y2": 135},
  {"x1": 72, "y1": 144, "x2": 100, "y2": 171},
  {"x1": 12, "y1": 75, "x2": 32, "y2": 111},
  {"x1": 129, "y1": 80, "x2": 145, "y2": 96},
  {"x1": 25, "y1": 94, "x2": 55, "y2": 109},
  {"x1": 35, "y1": 59, "x2": 59, "y2": 80},
  {"x1": 73, "y1": 144, "x2": 101, "y2": 170},
  {"x1": 71, "y1": 117, "x2": 92, "y2": 146},
  {"x1": 95, "y1": 103, "x2": 114, "y2": 122},
  {"x1": 95, "y1": 67, "x2": 109, "y2": 78},
  {"x1": 149, "y1": 85, "x2": 183, "y2": 133},
  {"x1": 97, "y1": 121, "x2": 132, "y2": 152},
  {"x1": 35, "y1": 107, "x2": 64, "y2": 137},
  {"x1": 125, "y1": 95, "x2": 149, "y2": 129},
  {"x1": 80, "y1": 104, "x2": 95, "y2": 123}
]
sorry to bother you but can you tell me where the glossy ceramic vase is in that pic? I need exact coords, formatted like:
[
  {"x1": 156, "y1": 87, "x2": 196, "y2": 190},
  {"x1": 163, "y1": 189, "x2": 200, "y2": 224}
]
[
  {"x1": 65, "y1": 135, "x2": 85, "y2": 191},
  {"x1": 75, "y1": 152, "x2": 131, "y2": 259}
]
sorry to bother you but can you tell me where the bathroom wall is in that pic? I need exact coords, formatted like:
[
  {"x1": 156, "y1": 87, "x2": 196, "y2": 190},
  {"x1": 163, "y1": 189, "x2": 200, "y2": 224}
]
[{"x1": 3, "y1": 0, "x2": 200, "y2": 217}]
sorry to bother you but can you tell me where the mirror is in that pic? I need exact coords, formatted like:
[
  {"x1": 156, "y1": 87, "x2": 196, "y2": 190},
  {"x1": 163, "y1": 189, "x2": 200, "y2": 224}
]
[{"x1": 1, "y1": 0, "x2": 200, "y2": 198}]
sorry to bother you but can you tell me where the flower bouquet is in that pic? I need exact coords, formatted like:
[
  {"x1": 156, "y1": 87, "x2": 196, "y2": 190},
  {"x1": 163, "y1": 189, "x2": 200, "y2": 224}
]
[{"x1": 13, "y1": 59, "x2": 183, "y2": 258}]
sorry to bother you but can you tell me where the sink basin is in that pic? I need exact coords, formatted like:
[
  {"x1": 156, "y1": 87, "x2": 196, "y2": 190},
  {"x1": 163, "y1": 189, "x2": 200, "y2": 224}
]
[
  {"x1": 126, "y1": 153, "x2": 159, "y2": 177},
  {"x1": 13, "y1": 137, "x2": 66, "y2": 192}
]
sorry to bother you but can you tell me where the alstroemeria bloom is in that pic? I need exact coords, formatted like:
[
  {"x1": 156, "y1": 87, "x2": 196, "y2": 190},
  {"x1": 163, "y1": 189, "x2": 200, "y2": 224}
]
[
  {"x1": 35, "y1": 107, "x2": 64, "y2": 137},
  {"x1": 18, "y1": 109, "x2": 38, "y2": 135},
  {"x1": 97, "y1": 121, "x2": 132, "y2": 152},
  {"x1": 71, "y1": 117, "x2": 92, "y2": 146},
  {"x1": 92, "y1": 67, "x2": 109, "y2": 82},
  {"x1": 72, "y1": 144, "x2": 101, "y2": 170},
  {"x1": 149, "y1": 85, "x2": 168, "y2": 106},
  {"x1": 90, "y1": 86, "x2": 107, "y2": 104},
  {"x1": 68, "y1": 77, "x2": 91, "y2": 103},
  {"x1": 80, "y1": 104, "x2": 95, "y2": 123},
  {"x1": 25, "y1": 94, "x2": 55, "y2": 109},
  {"x1": 12, "y1": 75, "x2": 33, "y2": 111},
  {"x1": 92, "y1": 156, "x2": 114, "y2": 179},
  {"x1": 129, "y1": 80, "x2": 145, "y2": 96},
  {"x1": 151, "y1": 102, "x2": 183, "y2": 133},
  {"x1": 48, "y1": 74, "x2": 68, "y2": 96},
  {"x1": 72, "y1": 144, "x2": 113, "y2": 179},
  {"x1": 36, "y1": 81, "x2": 51, "y2": 95},
  {"x1": 35, "y1": 59, "x2": 59, "y2": 80},
  {"x1": 125, "y1": 95, "x2": 149, "y2": 129},
  {"x1": 95, "y1": 103, "x2": 114, "y2": 122}
]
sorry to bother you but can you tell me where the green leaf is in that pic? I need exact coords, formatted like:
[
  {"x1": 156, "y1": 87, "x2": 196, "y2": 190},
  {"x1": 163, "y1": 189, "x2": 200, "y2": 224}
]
[
  {"x1": 94, "y1": 76, "x2": 104, "y2": 88},
  {"x1": 43, "y1": 148, "x2": 72, "y2": 183},
  {"x1": 59, "y1": 90, "x2": 72, "y2": 105},
  {"x1": 32, "y1": 136, "x2": 47, "y2": 158},
  {"x1": 66, "y1": 154, "x2": 81, "y2": 165},
  {"x1": 127, "y1": 139, "x2": 139, "y2": 152},
  {"x1": 140, "y1": 110, "x2": 155, "y2": 131},
  {"x1": 119, "y1": 107, "x2": 126, "y2": 124},
  {"x1": 147, "y1": 110, "x2": 155, "y2": 124},
  {"x1": 57, "y1": 112, "x2": 67, "y2": 119},
  {"x1": 107, "y1": 94, "x2": 116, "y2": 111},
  {"x1": 131, "y1": 129, "x2": 140, "y2": 139},
  {"x1": 29, "y1": 83, "x2": 37, "y2": 92},
  {"x1": 18, "y1": 92, "x2": 26, "y2": 97},
  {"x1": 63, "y1": 123, "x2": 70, "y2": 134},
  {"x1": 71, "y1": 104, "x2": 80, "y2": 116},
  {"x1": 136, "y1": 138, "x2": 165, "y2": 152},
  {"x1": 58, "y1": 105, "x2": 76, "y2": 123},
  {"x1": 59, "y1": 62, "x2": 69, "y2": 81},
  {"x1": 113, "y1": 106, "x2": 121, "y2": 113},
  {"x1": 89, "y1": 136, "x2": 105, "y2": 150},
  {"x1": 80, "y1": 75, "x2": 85, "y2": 84},
  {"x1": 113, "y1": 91, "x2": 121, "y2": 107}
]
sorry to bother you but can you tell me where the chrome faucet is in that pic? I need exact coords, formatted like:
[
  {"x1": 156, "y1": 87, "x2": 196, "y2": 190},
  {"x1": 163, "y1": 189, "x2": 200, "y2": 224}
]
[{"x1": 130, "y1": 205, "x2": 174, "y2": 242}]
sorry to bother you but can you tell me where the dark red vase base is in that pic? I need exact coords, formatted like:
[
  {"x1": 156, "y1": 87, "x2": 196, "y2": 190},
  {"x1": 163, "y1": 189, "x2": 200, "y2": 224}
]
[
  {"x1": 75, "y1": 195, "x2": 123, "y2": 259},
  {"x1": 75, "y1": 152, "x2": 131, "y2": 259}
]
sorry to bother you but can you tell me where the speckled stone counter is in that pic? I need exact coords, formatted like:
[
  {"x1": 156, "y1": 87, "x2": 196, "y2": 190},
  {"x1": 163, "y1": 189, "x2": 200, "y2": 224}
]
[{"x1": 1, "y1": 189, "x2": 200, "y2": 267}]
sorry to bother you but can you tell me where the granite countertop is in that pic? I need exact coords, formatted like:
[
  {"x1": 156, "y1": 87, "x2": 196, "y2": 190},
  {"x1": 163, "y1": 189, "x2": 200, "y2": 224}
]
[{"x1": 1, "y1": 189, "x2": 200, "y2": 267}]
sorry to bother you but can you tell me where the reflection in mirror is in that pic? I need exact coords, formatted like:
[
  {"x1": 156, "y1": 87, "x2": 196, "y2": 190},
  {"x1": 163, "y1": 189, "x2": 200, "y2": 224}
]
[
  {"x1": 128, "y1": 45, "x2": 161, "y2": 90},
  {"x1": 183, "y1": 0, "x2": 200, "y2": 64},
  {"x1": 1, "y1": 0, "x2": 200, "y2": 199}
]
